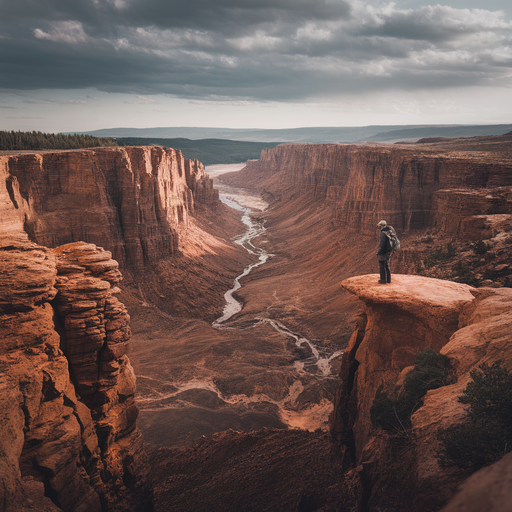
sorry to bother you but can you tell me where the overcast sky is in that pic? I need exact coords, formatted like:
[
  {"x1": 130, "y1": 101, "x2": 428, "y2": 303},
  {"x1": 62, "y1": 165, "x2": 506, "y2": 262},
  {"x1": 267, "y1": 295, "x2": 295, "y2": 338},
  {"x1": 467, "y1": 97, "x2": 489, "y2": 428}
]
[{"x1": 1, "y1": 0, "x2": 511, "y2": 132}]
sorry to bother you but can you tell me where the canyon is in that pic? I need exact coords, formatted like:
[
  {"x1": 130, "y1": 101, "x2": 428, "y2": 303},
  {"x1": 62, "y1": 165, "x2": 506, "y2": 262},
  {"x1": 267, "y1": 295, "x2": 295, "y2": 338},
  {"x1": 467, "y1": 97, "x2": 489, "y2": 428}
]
[
  {"x1": 1, "y1": 133, "x2": 512, "y2": 511},
  {"x1": 0, "y1": 146, "x2": 243, "y2": 511}
]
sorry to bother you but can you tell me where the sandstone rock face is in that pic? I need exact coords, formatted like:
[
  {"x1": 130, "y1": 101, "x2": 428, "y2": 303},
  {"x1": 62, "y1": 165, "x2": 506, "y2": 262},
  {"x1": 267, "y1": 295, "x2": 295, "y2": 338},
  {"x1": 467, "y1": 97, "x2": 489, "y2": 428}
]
[
  {"x1": 331, "y1": 274, "x2": 474, "y2": 455},
  {"x1": 2, "y1": 146, "x2": 218, "y2": 270},
  {"x1": 221, "y1": 142, "x2": 512, "y2": 235},
  {"x1": 331, "y1": 275, "x2": 512, "y2": 511},
  {"x1": 434, "y1": 187, "x2": 512, "y2": 238},
  {"x1": 0, "y1": 146, "x2": 233, "y2": 511},
  {"x1": 0, "y1": 236, "x2": 152, "y2": 511},
  {"x1": 440, "y1": 451, "x2": 512, "y2": 512}
]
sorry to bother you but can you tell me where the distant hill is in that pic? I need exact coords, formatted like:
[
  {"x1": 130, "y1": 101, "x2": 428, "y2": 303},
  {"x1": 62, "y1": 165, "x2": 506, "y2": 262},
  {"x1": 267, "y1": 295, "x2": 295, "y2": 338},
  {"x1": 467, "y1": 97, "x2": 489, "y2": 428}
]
[
  {"x1": 76, "y1": 124, "x2": 512, "y2": 144},
  {"x1": 366, "y1": 125, "x2": 512, "y2": 142},
  {"x1": 115, "y1": 137, "x2": 283, "y2": 165}
]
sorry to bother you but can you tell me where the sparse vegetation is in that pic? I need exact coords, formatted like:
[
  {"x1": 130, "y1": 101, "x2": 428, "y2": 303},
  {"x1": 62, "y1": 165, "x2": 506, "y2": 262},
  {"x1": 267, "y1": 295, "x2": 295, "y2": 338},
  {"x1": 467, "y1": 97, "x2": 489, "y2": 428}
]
[
  {"x1": 0, "y1": 130, "x2": 117, "y2": 150},
  {"x1": 438, "y1": 361, "x2": 512, "y2": 470},
  {"x1": 473, "y1": 240, "x2": 489, "y2": 255},
  {"x1": 451, "y1": 261, "x2": 478, "y2": 286},
  {"x1": 371, "y1": 349, "x2": 452, "y2": 434},
  {"x1": 423, "y1": 243, "x2": 456, "y2": 269}
]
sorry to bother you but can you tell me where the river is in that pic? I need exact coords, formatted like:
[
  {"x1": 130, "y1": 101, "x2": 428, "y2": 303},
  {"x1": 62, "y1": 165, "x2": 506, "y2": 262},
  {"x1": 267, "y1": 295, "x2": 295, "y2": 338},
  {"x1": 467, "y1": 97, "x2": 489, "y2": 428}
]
[
  {"x1": 206, "y1": 163, "x2": 343, "y2": 378},
  {"x1": 134, "y1": 163, "x2": 344, "y2": 440}
]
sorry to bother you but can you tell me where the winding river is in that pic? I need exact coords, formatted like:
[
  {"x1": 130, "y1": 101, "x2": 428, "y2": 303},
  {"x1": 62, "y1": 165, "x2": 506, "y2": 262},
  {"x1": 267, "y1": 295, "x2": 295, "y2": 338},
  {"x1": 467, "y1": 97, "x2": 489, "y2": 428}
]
[
  {"x1": 136, "y1": 163, "x2": 344, "y2": 437},
  {"x1": 208, "y1": 163, "x2": 343, "y2": 377}
]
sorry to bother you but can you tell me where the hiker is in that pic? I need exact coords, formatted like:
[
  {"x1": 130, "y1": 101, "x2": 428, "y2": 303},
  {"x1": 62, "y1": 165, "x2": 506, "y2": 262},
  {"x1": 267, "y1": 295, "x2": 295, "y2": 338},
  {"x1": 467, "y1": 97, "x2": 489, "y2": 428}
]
[{"x1": 376, "y1": 220, "x2": 395, "y2": 284}]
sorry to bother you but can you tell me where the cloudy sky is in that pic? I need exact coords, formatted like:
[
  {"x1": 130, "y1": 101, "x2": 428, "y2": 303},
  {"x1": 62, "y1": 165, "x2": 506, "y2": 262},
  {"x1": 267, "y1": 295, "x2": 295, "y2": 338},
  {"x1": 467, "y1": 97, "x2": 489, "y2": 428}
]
[{"x1": 1, "y1": 0, "x2": 511, "y2": 132}]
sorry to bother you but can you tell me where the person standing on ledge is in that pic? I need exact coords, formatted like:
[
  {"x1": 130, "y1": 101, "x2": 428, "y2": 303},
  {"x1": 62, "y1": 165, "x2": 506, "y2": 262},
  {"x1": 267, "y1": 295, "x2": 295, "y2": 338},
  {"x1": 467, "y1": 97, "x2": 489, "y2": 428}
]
[{"x1": 377, "y1": 220, "x2": 393, "y2": 284}]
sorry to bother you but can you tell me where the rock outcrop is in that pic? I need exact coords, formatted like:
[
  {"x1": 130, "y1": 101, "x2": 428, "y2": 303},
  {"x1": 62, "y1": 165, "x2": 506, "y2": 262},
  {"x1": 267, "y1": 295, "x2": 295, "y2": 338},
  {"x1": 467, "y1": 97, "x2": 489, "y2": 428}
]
[
  {"x1": 331, "y1": 274, "x2": 512, "y2": 511},
  {"x1": 0, "y1": 237, "x2": 152, "y2": 512},
  {"x1": 1, "y1": 158, "x2": 152, "y2": 511},
  {"x1": 434, "y1": 187, "x2": 512, "y2": 238},
  {"x1": 2, "y1": 146, "x2": 218, "y2": 270},
  {"x1": 331, "y1": 274, "x2": 474, "y2": 455},
  {"x1": 441, "y1": 451, "x2": 512, "y2": 512}
]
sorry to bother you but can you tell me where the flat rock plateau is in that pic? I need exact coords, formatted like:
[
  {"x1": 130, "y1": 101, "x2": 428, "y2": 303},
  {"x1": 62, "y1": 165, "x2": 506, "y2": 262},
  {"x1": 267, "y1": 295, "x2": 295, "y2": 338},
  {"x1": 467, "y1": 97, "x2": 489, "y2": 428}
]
[{"x1": 2, "y1": 133, "x2": 512, "y2": 512}]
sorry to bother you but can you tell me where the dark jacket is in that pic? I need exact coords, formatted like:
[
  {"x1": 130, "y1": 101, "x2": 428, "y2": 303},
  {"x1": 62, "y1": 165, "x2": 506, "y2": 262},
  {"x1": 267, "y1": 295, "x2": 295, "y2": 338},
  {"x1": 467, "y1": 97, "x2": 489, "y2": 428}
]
[{"x1": 377, "y1": 226, "x2": 392, "y2": 256}]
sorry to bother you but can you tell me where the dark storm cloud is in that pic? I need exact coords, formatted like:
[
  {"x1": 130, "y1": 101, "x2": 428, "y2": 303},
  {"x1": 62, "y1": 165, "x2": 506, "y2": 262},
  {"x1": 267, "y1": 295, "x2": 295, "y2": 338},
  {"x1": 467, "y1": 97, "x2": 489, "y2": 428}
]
[{"x1": 1, "y1": 0, "x2": 511, "y2": 101}]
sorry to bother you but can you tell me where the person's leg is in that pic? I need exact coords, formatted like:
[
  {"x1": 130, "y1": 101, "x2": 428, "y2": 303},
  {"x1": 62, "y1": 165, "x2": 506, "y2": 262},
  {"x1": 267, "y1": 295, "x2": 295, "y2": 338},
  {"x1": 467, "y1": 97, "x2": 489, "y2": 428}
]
[
  {"x1": 385, "y1": 259, "x2": 391, "y2": 283},
  {"x1": 378, "y1": 260, "x2": 387, "y2": 283}
]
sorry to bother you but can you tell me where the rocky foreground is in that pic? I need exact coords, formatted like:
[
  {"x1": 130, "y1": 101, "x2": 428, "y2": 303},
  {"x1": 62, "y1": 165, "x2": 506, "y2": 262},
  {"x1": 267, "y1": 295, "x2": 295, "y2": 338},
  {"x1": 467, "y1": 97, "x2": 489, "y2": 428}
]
[
  {"x1": 0, "y1": 239, "x2": 152, "y2": 511},
  {"x1": 333, "y1": 275, "x2": 512, "y2": 511}
]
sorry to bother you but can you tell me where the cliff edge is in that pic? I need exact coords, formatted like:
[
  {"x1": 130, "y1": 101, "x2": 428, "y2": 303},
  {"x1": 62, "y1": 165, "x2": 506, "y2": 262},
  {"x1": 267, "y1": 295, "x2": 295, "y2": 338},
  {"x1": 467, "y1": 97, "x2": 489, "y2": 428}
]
[
  {"x1": 331, "y1": 274, "x2": 512, "y2": 511},
  {"x1": 220, "y1": 141, "x2": 512, "y2": 235},
  {"x1": 1, "y1": 146, "x2": 218, "y2": 270}
]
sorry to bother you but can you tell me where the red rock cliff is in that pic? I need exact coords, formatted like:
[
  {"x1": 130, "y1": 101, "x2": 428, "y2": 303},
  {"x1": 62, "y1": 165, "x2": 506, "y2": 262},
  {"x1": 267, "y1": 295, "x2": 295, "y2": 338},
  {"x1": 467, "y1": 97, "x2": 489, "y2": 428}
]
[
  {"x1": 0, "y1": 235, "x2": 152, "y2": 511},
  {"x1": 330, "y1": 274, "x2": 512, "y2": 511},
  {"x1": 0, "y1": 144, "x2": 238, "y2": 511},
  {"x1": 1, "y1": 148, "x2": 225, "y2": 511},
  {"x1": 2, "y1": 146, "x2": 218, "y2": 270},
  {"x1": 221, "y1": 142, "x2": 512, "y2": 235}
]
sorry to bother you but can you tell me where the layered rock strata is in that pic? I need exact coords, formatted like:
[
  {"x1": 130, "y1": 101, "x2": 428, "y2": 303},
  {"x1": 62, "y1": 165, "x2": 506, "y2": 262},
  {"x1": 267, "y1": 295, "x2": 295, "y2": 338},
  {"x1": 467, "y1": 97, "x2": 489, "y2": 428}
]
[
  {"x1": 434, "y1": 187, "x2": 512, "y2": 238},
  {"x1": 220, "y1": 141, "x2": 512, "y2": 235},
  {"x1": 331, "y1": 274, "x2": 512, "y2": 511},
  {"x1": 0, "y1": 237, "x2": 152, "y2": 511},
  {"x1": 2, "y1": 146, "x2": 217, "y2": 270}
]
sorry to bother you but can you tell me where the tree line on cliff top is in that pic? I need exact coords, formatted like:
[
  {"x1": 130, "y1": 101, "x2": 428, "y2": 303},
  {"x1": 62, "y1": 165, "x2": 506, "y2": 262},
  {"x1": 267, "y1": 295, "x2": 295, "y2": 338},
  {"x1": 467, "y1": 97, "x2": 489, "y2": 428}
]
[
  {"x1": 0, "y1": 130, "x2": 117, "y2": 151},
  {"x1": 0, "y1": 131, "x2": 280, "y2": 165}
]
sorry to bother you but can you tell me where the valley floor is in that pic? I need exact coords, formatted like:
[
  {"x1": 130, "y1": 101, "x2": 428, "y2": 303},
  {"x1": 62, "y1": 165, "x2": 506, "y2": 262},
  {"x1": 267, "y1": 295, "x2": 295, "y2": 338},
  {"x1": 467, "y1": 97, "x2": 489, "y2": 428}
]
[
  {"x1": 148, "y1": 429, "x2": 345, "y2": 512},
  {"x1": 123, "y1": 167, "x2": 371, "y2": 509}
]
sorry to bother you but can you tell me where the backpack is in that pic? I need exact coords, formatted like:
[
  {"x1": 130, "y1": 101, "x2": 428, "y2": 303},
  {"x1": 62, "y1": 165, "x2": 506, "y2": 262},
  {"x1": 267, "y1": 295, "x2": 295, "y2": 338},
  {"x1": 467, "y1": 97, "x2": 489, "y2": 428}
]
[{"x1": 385, "y1": 227, "x2": 401, "y2": 252}]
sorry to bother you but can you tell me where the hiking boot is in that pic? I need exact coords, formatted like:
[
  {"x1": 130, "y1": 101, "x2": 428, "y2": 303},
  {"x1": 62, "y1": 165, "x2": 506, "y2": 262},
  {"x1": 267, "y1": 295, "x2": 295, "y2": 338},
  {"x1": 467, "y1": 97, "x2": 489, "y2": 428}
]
[{"x1": 378, "y1": 280, "x2": 387, "y2": 284}]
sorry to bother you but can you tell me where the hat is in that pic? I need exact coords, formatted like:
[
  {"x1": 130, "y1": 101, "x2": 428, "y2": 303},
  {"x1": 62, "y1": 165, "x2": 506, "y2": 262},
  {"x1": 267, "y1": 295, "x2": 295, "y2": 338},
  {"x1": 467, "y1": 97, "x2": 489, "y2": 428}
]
[{"x1": 377, "y1": 220, "x2": 387, "y2": 227}]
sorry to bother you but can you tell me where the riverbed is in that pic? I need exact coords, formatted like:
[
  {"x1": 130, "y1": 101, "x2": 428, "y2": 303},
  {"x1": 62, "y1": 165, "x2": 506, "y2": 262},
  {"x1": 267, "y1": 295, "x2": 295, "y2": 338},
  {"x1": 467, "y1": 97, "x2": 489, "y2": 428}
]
[
  {"x1": 207, "y1": 163, "x2": 343, "y2": 376},
  {"x1": 131, "y1": 163, "x2": 344, "y2": 445}
]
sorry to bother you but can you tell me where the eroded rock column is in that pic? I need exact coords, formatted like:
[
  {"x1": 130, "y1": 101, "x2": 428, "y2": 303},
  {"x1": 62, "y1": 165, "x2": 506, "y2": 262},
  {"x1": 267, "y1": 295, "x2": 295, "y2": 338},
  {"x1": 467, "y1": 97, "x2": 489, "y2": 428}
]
[
  {"x1": 0, "y1": 237, "x2": 152, "y2": 511},
  {"x1": 51, "y1": 242, "x2": 151, "y2": 511}
]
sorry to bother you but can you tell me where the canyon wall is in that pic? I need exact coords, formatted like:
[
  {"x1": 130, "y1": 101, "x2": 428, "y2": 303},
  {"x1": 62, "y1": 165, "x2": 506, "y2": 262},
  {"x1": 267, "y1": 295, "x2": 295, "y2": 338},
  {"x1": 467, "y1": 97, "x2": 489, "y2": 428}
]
[
  {"x1": 0, "y1": 235, "x2": 152, "y2": 511},
  {"x1": 220, "y1": 137, "x2": 512, "y2": 510},
  {"x1": 221, "y1": 141, "x2": 512, "y2": 235},
  {"x1": 2, "y1": 146, "x2": 218, "y2": 270},
  {"x1": 434, "y1": 187, "x2": 512, "y2": 238},
  {"x1": 0, "y1": 146, "x2": 223, "y2": 511},
  {"x1": 3, "y1": 138, "x2": 512, "y2": 512}
]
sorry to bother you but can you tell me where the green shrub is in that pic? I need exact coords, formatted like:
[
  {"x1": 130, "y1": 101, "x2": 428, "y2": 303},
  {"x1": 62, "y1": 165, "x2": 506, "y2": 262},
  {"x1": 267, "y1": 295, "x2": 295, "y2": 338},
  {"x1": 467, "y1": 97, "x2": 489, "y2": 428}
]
[
  {"x1": 461, "y1": 361, "x2": 512, "y2": 424},
  {"x1": 371, "y1": 349, "x2": 452, "y2": 434},
  {"x1": 438, "y1": 416, "x2": 508, "y2": 470},
  {"x1": 403, "y1": 349, "x2": 452, "y2": 402},
  {"x1": 370, "y1": 391, "x2": 402, "y2": 432},
  {"x1": 437, "y1": 361, "x2": 512, "y2": 470}
]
